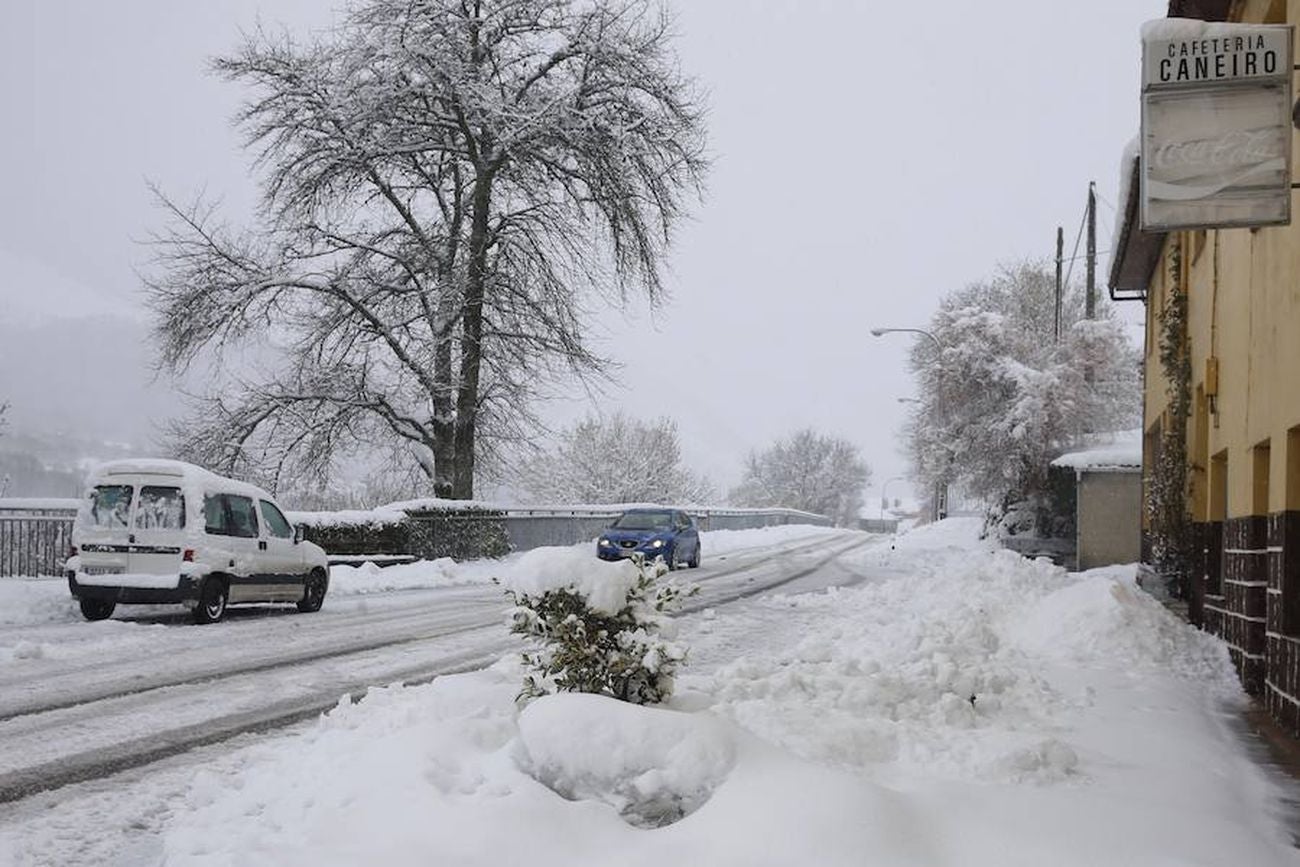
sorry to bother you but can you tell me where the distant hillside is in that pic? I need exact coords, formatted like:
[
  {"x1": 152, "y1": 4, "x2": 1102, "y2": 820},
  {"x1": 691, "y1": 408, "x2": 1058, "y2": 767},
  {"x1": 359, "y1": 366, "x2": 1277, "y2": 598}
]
[
  {"x1": 0, "y1": 430, "x2": 138, "y2": 497},
  {"x1": 0, "y1": 315, "x2": 178, "y2": 449}
]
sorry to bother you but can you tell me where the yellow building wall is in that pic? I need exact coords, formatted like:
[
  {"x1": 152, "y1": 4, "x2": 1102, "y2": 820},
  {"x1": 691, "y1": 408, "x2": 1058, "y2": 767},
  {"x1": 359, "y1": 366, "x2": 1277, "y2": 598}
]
[{"x1": 1145, "y1": 0, "x2": 1300, "y2": 521}]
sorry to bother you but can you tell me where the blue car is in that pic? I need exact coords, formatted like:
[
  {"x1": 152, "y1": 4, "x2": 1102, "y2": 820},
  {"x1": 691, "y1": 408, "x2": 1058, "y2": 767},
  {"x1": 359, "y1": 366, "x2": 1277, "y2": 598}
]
[{"x1": 597, "y1": 508, "x2": 701, "y2": 570}]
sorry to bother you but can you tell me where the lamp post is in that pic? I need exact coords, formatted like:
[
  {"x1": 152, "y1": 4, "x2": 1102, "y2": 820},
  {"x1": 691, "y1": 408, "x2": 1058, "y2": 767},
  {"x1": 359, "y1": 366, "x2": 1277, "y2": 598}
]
[{"x1": 871, "y1": 327, "x2": 949, "y2": 521}]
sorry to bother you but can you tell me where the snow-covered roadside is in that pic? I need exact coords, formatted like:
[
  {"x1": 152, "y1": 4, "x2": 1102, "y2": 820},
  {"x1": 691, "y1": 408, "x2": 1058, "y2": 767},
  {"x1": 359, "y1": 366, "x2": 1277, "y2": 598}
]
[
  {"x1": 19, "y1": 517, "x2": 1289, "y2": 867},
  {"x1": 0, "y1": 524, "x2": 840, "y2": 630}
]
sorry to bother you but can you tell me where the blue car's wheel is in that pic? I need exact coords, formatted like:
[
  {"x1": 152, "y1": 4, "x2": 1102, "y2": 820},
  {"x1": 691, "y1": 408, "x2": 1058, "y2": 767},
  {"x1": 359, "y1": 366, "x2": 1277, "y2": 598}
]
[{"x1": 688, "y1": 540, "x2": 701, "y2": 569}]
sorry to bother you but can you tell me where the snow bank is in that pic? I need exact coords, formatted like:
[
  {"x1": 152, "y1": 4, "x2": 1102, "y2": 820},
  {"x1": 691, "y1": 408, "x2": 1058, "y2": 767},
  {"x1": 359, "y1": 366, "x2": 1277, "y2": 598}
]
[
  {"x1": 0, "y1": 577, "x2": 77, "y2": 627},
  {"x1": 515, "y1": 693, "x2": 735, "y2": 827},
  {"x1": 160, "y1": 663, "x2": 933, "y2": 867},
  {"x1": 1006, "y1": 564, "x2": 1234, "y2": 682}
]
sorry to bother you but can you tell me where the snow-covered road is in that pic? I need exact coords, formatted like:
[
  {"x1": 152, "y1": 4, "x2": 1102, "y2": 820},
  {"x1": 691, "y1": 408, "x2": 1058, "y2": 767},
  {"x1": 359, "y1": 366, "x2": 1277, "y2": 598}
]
[
  {"x1": 2, "y1": 520, "x2": 1298, "y2": 866},
  {"x1": 0, "y1": 528, "x2": 870, "y2": 804}
]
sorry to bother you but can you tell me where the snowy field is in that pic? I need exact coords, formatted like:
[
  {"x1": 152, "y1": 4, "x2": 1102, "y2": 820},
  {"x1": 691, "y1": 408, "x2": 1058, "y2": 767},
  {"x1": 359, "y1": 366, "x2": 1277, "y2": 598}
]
[{"x1": 1, "y1": 519, "x2": 1297, "y2": 866}]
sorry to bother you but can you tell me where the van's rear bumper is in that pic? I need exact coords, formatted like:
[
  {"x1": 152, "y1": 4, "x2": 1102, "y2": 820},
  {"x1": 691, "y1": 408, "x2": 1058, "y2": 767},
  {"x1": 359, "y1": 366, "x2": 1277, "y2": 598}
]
[{"x1": 67, "y1": 573, "x2": 199, "y2": 605}]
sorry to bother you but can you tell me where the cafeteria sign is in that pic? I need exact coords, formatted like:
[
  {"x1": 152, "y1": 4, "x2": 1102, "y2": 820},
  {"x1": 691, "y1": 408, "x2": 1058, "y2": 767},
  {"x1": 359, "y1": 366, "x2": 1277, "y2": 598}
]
[{"x1": 1141, "y1": 19, "x2": 1294, "y2": 231}]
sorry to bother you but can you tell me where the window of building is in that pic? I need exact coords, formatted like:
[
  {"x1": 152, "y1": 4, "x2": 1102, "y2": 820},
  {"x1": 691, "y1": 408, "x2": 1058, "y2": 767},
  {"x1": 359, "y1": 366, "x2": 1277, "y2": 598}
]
[{"x1": 1253, "y1": 441, "x2": 1271, "y2": 517}]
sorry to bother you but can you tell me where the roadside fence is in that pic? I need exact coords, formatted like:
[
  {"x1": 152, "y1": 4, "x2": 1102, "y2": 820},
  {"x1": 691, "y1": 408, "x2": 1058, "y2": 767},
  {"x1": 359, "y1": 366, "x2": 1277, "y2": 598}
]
[{"x1": 0, "y1": 499, "x2": 78, "y2": 578}]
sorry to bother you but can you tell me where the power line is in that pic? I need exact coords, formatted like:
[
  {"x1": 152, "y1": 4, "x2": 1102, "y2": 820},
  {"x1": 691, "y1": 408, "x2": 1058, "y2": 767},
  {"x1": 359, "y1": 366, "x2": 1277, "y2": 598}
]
[{"x1": 1063, "y1": 197, "x2": 1088, "y2": 289}]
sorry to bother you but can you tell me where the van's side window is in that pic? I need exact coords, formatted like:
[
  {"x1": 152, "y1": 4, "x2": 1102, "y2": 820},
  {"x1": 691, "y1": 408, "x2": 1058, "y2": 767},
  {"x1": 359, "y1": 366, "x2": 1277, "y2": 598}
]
[
  {"x1": 135, "y1": 486, "x2": 185, "y2": 530},
  {"x1": 224, "y1": 495, "x2": 260, "y2": 539},
  {"x1": 259, "y1": 500, "x2": 292, "y2": 539},
  {"x1": 203, "y1": 495, "x2": 227, "y2": 535},
  {"x1": 203, "y1": 494, "x2": 259, "y2": 538}
]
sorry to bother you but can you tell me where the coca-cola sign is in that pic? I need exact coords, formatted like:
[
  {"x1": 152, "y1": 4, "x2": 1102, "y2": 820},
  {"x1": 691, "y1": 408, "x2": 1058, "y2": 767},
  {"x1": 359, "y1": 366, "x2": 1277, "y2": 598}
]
[{"x1": 1140, "y1": 19, "x2": 1294, "y2": 231}]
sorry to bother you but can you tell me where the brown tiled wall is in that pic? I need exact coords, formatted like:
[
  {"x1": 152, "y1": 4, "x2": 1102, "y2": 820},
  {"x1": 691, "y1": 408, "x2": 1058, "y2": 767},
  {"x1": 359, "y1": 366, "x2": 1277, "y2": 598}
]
[
  {"x1": 1196, "y1": 520, "x2": 1225, "y2": 638},
  {"x1": 1189, "y1": 521, "x2": 1222, "y2": 629},
  {"x1": 1266, "y1": 512, "x2": 1300, "y2": 737},
  {"x1": 1210, "y1": 516, "x2": 1267, "y2": 694}
]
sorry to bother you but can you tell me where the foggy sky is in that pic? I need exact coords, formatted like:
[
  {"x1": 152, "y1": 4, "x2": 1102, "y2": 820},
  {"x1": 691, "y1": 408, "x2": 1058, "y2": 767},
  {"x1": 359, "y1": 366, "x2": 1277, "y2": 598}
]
[{"x1": 0, "y1": 0, "x2": 1163, "y2": 503}]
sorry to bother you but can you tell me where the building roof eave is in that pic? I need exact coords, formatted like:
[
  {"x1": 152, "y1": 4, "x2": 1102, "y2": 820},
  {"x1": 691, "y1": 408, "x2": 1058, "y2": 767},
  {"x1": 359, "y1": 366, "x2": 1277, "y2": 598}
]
[
  {"x1": 1108, "y1": 156, "x2": 1166, "y2": 300},
  {"x1": 1167, "y1": 0, "x2": 1232, "y2": 21}
]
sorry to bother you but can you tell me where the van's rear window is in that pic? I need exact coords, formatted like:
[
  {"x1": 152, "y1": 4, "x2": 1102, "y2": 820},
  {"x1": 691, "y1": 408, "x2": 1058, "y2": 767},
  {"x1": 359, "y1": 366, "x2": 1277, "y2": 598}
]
[
  {"x1": 134, "y1": 486, "x2": 185, "y2": 530},
  {"x1": 88, "y1": 485, "x2": 133, "y2": 529}
]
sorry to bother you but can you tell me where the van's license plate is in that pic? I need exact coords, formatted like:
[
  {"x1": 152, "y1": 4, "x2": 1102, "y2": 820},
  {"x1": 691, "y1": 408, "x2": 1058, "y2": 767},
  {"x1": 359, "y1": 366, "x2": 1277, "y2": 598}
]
[{"x1": 82, "y1": 566, "x2": 124, "y2": 575}]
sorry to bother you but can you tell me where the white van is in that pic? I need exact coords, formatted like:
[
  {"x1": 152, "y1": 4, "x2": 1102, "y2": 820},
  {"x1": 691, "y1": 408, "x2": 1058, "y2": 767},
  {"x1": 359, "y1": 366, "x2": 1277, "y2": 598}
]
[{"x1": 66, "y1": 459, "x2": 330, "y2": 624}]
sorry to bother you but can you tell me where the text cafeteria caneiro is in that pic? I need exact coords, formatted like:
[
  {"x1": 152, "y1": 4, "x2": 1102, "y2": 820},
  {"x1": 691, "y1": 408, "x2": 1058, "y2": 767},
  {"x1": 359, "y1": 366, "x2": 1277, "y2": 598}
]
[{"x1": 1159, "y1": 33, "x2": 1280, "y2": 83}]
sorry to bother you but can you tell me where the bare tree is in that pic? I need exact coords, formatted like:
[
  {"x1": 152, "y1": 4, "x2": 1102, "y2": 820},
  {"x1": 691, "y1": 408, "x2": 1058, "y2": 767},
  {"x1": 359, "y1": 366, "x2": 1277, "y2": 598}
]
[
  {"x1": 513, "y1": 411, "x2": 713, "y2": 504},
  {"x1": 147, "y1": 0, "x2": 707, "y2": 498},
  {"x1": 729, "y1": 429, "x2": 870, "y2": 526}
]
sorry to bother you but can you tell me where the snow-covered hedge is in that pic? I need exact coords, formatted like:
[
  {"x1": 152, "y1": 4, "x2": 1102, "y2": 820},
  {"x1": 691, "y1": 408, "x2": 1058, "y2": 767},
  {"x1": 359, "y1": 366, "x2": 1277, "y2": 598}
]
[{"x1": 288, "y1": 505, "x2": 510, "y2": 561}]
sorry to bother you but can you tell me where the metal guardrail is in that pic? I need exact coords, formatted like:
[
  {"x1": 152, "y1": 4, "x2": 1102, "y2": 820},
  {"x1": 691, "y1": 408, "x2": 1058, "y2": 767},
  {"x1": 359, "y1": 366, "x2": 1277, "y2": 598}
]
[
  {"x1": 0, "y1": 499, "x2": 833, "y2": 577},
  {"x1": 495, "y1": 507, "x2": 832, "y2": 551},
  {"x1": 0, "y1": 503, "x2": 77, "y2": 578}
]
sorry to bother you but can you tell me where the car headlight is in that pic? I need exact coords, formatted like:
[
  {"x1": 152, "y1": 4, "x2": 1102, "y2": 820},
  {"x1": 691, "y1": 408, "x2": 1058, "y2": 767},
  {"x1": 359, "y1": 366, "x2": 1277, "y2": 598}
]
[
  {"x1": 599, "y1": 538, "x2": 613, "y2": 547},
  {"x1": 650, "y1": 539, "x2": 665, "y2": 548}
]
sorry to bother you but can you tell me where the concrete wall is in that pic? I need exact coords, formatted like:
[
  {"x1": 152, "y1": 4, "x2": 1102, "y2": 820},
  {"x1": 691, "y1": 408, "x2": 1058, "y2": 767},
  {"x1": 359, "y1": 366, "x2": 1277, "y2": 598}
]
[{"x1": 1076, "y1": 471, "x2": 1141, "y2": 571}]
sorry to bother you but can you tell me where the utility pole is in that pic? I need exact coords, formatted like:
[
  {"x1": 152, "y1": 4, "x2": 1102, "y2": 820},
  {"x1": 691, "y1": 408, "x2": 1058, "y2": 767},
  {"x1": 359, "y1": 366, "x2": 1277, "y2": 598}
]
[
  {"x1": 1054, "y1": 226, "x2": 1064, "y2": 341},
  {"x1": 1085, "y1": 181, "x2": 1097, "y2": 320}
]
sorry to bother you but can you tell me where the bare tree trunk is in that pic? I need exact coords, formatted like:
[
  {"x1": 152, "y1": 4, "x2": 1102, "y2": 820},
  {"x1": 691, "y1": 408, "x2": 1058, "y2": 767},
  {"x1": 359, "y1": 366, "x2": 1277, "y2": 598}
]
[{"x1": 453, "y1": 172, "x2": 493, "y2": 498}]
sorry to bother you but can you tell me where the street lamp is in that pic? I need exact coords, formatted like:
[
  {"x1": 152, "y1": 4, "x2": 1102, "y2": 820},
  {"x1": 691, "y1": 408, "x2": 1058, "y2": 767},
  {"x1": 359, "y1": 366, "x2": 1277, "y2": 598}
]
[
  {"x1": 871, "y1": 326, "x2": 949, "y2": 521},
  {"x1": 869, "y1": 327, "x2": 942, "y2": 353}
]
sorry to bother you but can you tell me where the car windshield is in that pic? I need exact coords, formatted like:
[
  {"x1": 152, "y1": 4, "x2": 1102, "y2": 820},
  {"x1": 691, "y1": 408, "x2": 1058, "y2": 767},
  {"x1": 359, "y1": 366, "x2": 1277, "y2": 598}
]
[{"x1": 611, "y1": 511, "x2": 673, "y2": 531}]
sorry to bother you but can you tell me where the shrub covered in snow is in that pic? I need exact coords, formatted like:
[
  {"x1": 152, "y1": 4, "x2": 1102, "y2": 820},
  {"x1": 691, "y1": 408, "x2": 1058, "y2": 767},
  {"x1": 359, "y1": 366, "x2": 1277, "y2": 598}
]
[
  {"x1": 505, "y1": 553, "x2": 696, "y2": 705},
  {"x1": 290, "y1": 505, "x2": 510, "y2": 561}
]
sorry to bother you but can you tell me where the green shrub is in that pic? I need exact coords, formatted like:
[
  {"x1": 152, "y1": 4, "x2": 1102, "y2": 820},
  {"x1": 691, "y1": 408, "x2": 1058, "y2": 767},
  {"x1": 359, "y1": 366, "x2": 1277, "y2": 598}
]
[{"x1": 506, "y1": 555, "x2": 697, "y2": 705}]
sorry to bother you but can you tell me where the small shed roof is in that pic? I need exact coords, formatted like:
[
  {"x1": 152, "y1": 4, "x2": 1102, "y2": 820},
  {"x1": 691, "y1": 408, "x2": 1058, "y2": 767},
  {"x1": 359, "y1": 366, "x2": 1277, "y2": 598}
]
[{"x1": 1051, "y1": 430, "x2": 1142, "y2": 473}]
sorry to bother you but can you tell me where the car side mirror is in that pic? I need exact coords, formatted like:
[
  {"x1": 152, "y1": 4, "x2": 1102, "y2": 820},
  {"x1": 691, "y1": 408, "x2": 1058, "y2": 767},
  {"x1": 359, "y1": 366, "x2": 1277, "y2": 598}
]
[{"x1": 293, "y1": 524, "x2": 306, "y2": 545}]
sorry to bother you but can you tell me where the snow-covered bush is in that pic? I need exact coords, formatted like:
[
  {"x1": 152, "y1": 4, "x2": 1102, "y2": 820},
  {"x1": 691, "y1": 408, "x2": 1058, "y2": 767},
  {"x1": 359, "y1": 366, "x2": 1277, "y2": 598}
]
[{"x1": 506, "y1": 554, "x2": 697, "y2": 705}]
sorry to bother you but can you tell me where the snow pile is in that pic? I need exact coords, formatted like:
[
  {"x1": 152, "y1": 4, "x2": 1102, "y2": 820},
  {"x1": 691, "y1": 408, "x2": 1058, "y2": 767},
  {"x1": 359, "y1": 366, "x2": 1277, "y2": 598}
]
[
  {"x1": 692, "y1": 529, "x2": 1084, "y2": 785},
  {"x1": 1006, "y1": 564, "x2": 1232, "y2": 682},
  {"x1": 0, "y1": 578, "x2": 78, "y2": 626},
  {"x1": 160, "y1": 660, "x2": 932, "y2": 867},
  {"x1": 327, "y1": 558, "x2": 470, "y2": 595},
  {"x1": 514, "y1": 693, "x2": 735, "y2": 827}
]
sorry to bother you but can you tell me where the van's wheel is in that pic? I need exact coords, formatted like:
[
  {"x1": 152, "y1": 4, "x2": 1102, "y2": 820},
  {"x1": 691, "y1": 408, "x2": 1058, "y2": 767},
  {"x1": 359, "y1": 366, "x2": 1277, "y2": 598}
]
[
  {"x1": 79, "y1": 598, "x2": 115, "y2": 621},
  {"x1": 193, "y1": 577, "x2": 228, "y2": 624},
  {"x1": 297, "y1": 568, "x2": 328, "y2": 613},
  {"x1": 688, "y1": 542, "x2": 701, "y2": 569}
]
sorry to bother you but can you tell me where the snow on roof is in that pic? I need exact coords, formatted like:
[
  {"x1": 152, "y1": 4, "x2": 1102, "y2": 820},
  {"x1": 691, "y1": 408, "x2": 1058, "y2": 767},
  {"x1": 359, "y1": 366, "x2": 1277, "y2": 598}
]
[
  {"x1": 1140, "y1": 17, "x2": 1273, "y2": 42},
  {"x1": 88, "y1": 458, "x2": 274, "y2": 501},
  {"x1": 1052, "y1": 430, "x2": 1142, "y2": 472},
  {"x1": 1109, "y1": 135, "x2": 1139, "y2": 266}
]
